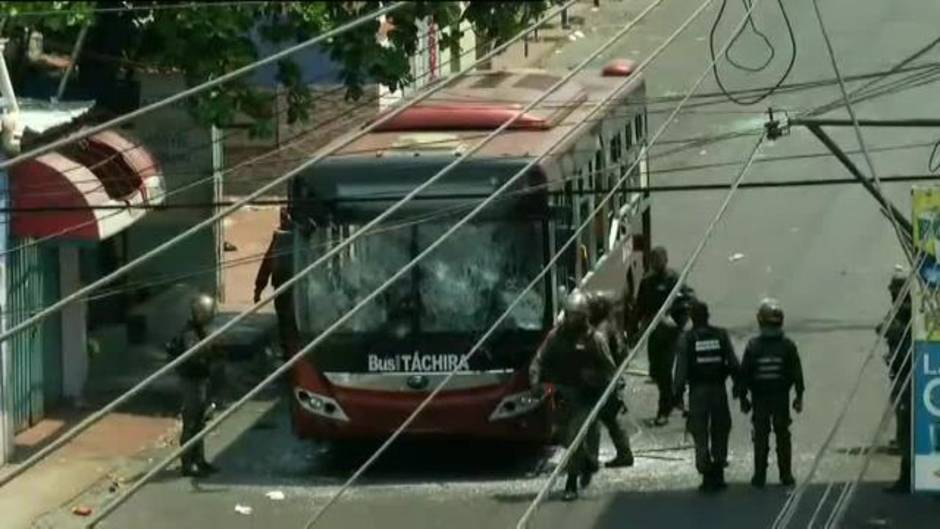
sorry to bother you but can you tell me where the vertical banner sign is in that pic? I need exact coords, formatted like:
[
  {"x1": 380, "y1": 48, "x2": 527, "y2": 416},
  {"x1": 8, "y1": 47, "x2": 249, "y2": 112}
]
[
  {"x1": 428, "y1": 21, "x2": 439, "y2": 81},
  {"x1": 911, "y1": 186, "x2": 940, "y2": 491}
]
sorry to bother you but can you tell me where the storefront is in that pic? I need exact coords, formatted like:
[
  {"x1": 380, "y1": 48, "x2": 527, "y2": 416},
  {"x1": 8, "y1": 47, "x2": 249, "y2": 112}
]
[{"x1": 6, "y1": 128, "x2": 164, "y2": 429}]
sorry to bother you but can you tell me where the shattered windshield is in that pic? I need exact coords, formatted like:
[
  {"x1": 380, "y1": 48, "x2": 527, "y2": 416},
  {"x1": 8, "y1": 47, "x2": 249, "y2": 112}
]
[
  {"x1": 416, "y1": 221, "x2": 546, "y2": 332},
  {"x1": 298, "y1": 219, "x2": 547, "y2": 335}
]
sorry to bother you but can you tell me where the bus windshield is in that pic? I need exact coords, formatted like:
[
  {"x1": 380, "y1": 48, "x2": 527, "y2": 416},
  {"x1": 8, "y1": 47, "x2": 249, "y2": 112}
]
[{"x1": 298, "y1": 219, "x2": 547, "y2": 336}]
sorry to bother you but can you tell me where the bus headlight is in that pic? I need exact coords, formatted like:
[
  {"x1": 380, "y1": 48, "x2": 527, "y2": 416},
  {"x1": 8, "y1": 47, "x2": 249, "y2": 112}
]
[
  {"x1": 489, "y1": 391, "x2": 545, "y2": 422},
  {"x1": 294, "y1": 388, "x2": 350, "y2": 422}
]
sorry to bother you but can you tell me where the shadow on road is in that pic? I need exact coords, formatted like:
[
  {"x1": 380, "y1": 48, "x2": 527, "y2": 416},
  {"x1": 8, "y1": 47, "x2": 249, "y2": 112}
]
[{"x1": 572, "y1": 482, "x2": 940, "y2": 529}]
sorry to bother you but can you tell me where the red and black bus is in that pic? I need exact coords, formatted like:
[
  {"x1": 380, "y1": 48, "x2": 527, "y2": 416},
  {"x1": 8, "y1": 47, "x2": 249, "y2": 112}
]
[{"x1": 285, "y1": 64, "x2": 650, "y2": 441}]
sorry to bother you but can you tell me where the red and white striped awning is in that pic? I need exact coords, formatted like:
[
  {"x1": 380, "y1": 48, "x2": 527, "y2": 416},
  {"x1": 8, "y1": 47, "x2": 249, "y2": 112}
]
[{"x1": 10, "y1": 130, "x2": 165, "y2": 241}]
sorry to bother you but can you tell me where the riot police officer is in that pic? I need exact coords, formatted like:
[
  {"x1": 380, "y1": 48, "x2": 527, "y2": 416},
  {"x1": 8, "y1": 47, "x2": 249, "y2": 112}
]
[
  {"x1": 674, "y1": 300, "x2": 740, "y2": 491},
  {"x1": 530, "y1": 289, "x2": 616, "y2": 501},
  {"x1": 636, "y1": 246, "x2": 693, "y2": 425},
  {"x1": 740, "y1": 298, "x2": 804, "y2": 488},
  {"x1": 881, "y1": 272, "x2": 912, "y2": 493},
  {"x1": 587, "y1": 290, "x2": 635, "y2": 468},
  {"x1": 167, "y1": 293, "x2": 222, "y2": 477}
]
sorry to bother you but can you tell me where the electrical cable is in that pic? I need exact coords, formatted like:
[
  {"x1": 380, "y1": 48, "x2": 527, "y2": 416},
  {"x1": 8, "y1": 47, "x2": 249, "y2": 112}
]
[
  {"x1": 2, "y1": 23, "x2": 447, "y2": 198},
  {"x1": 0, "y1": 2, "x2": 406, "y2": 171},
  {"x1": 768, "y1": 6, "x2": 931, "y2": 526},
  {"x1": 1, "y1": 1, "x2": 272, "y2": 18},
  {"x1": 824, "y1": 335, "x2": 917, "y2": 529},
  {"x1": 0, "y1": 0, "x2": 520, "y2": 353},
  {"x1": 517, "y1": 134, "x2": 766, "y2": 528},
  {"x1": 805, "y1": 269, "x2": 935, "y2": 529},
  {"x1": 0, "y1": 0, "x2": 578, "y2": 494},
  {"x1": 10, "y1": 135, "x2": 940, "y2": 214},
  {"x1": 515, "y1": 1, "x2": 778, "y2": 523},
  {"x1": 300, "y1": 3, "x2": 719, "y2": 526},
  {"x1": 806, "y1": 34, "x2": 940, "y2": 117},
  {"x1": 76, "y1": 2, "x2": 654, "y2": 525},
  {"x1": 768, "y1": 257, "x2": 923, "y2": 529},
  {"x1": 709, "y1": 0, "x2": 796, "y2": 106},
  {"x1": 7, "y1": 165, "x2": 940, "y2": 320},
  {"x1": 724, "y1": 0, "x2": 774, "y2": 72},
  {"x1": 810, "y1": 0, "x2": 915, "y2": 261},
  {"x1": 929, "y1": 138, "x2": 940, "y2": 173}
]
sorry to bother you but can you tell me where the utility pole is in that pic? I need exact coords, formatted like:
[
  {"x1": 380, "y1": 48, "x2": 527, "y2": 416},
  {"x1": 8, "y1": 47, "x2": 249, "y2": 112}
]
[
  {"x1": 0, "y1": 38, "x2": 23, "y2": 466},
  {"x1": 211, "y1": 125, "x2": 225, "y2": 302}
]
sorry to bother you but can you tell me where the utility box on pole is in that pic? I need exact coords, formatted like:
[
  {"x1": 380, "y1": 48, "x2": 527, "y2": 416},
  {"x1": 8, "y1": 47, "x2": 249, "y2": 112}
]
[{"x1": 911, "y1": 186, "x2": 940, "y2": 492}]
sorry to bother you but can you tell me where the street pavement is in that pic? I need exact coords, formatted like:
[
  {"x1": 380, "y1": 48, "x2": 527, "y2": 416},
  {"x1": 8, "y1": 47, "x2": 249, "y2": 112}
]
[{"x1": 46, "y1": 0, "x2": 940, "y2": 527}]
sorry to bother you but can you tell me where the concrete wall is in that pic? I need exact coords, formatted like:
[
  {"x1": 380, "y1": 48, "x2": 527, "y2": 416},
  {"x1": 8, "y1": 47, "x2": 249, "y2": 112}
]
[
  {"x1": 122, "y1": 72, "x2": 217, "y2": 300},
  {"x1": 222, "y1": 84, "x2": 381, "y2": 199}
]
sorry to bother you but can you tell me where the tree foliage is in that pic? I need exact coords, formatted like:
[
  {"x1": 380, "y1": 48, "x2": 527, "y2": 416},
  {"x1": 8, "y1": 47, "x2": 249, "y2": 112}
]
[{"x1": 0, "y1": 1, "x2": 551, "y2": 132}]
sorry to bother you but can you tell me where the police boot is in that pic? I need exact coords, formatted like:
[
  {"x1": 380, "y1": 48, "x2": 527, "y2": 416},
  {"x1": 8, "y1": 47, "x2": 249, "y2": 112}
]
[
  {"x1": 713, "y1": 468, "x2": 727, "y2": 491},
  {"x1": 751, "y1": 446, "x2": 768, "y2": 488},
  {"x1": 778, "y1": 441, "x2": 795, "y2": 487},
  {"x1": 195, "y1": 458, "x2": 219, "y2": 476},
  {"x1": 563, "y1": 474, "x2": 579, "y2": 502},
  {"x1": 607, "y1": 433, "x2": 635, "y2": 468},
  {"x1": 606, "y1": 452, "x2": 635, "y2": 468},
  {"x1": 698, "y1": 468, "x2": 714, "y2": 492},
  {"x1": 180, "y1": 453, "x2": 204, "y2": 478}
]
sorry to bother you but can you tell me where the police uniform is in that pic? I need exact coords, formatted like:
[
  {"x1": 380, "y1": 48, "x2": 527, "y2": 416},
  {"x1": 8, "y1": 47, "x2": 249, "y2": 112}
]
[
  {"x1": 740, "y1": 328, "x2": 804, "y2": 486},
  {"x1": 530, "y1": 323, "x2": 616, "y2": 495},
  {"x1": 675, "y1": 320, "x2": 739, "y2": 489},
  {"x1": 884, "y1": 288, "x2": 912, "y2": 492},
  {"x1": 171, "y1": 322, "x2": 219, "y2": 475},
  {"x1": 594, "y1": 317, "x2": 634, "y2": 467},
  {"x1": 638, "y1": 270, "x2": 692, "y2": 422}
]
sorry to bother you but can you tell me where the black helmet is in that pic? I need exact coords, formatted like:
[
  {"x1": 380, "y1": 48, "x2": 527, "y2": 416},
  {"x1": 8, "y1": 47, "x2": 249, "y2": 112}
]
[
  {"x1": 889, "y1": 270, "x2": 906, "y2": 294},
  {"x1": 757, "y1": 298, "x2": 784, "y2": 326},
  {"x1": 564, "y1": 289, "x2": 591, "y2": 318},
  {"x1": 689, "y1": 299, "x2": 709, "y2": 324},
  {"x1": 587, "y1": 290, "x2": 616, "y2": 321}
]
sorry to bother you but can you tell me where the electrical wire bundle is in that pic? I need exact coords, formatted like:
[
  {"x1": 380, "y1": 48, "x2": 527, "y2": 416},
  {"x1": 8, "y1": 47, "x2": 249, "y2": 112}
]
[{"x1": 710, "y1": 0, "x2": 796, "y2": 105}]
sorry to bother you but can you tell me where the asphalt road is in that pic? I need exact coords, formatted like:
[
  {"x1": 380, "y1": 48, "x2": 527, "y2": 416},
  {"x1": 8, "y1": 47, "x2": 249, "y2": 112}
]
[{"x1": 63, "y1": 1, "x2": 940, "y2": 528}]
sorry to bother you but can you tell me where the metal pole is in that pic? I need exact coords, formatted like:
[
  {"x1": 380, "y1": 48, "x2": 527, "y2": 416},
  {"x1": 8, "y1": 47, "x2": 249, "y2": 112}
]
[
  {"x1": 0, "y1": 38, "x2": 17, "y2": 466},
  {"x1": 55, "y1": 23, "x2": 90, "y2": 101},
  {"x1": 211, "y1": 125, "x2": 225, "y2": 302},
  {"x1": 0, "y1": 147, "x2": 9, "y2": 466},
  {"x1": 805, "y1": 124, "x2": 914, "y2": 237},
  {"x1": 793, "y1": 117, "x2": 940, "y2": 128}
]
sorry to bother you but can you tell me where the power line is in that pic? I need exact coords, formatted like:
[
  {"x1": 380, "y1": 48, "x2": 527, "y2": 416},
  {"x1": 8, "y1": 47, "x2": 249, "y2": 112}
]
[
  {"x1": 305, "y1": 4, "x2": 754, "y2": 525},
  {"x1": 2, "y1": 22, "x2": 447, "y2": 198},
  {"x1": 768, "y1": 256, "x2": 923, "y2": 529},
  {"x1": 709, "y1": 0, "x2": 796, "y2": 105},
  {"x1": 516, "y1": 0, "x2": 773, "y2": 523},
  {"x1": 0, "y1": 0, "x2": 578, "y2": 495},
  {"x1": 1, "y1": 1, "x2": 272, "y2": 18},
  {"x1": 80, "y1": 2, "x2": 590, "y2": 524},
  {"x1": 520, "y1": 135, "x2": 767, "y2": 527},
  {"x1": 806, "y1": 35, "x2": 940, "y2": 117},
  {"x1": 0, "y1": 2, "x2": 406, "y2": 171},
  {"x1": 78, "y1": 0, "x2": 694, "y2": 524},
  {"x1": 811, "y1": 0, "x2": 914, "y2": 258}
]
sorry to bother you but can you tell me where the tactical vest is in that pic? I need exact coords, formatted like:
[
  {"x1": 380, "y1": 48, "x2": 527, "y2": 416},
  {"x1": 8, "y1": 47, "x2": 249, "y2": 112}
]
[
  {"x1": 687, "y1": 326, "x2": 730, "y2": 385},
  {"x1": 747, "y1": 335, "x2": 792, "y2": 393}
]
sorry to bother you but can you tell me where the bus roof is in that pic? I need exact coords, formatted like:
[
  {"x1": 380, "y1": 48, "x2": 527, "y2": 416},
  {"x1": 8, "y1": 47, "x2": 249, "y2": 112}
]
[{"x1": 316, "y1": 66, "x2": 646, "y2": 164}]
